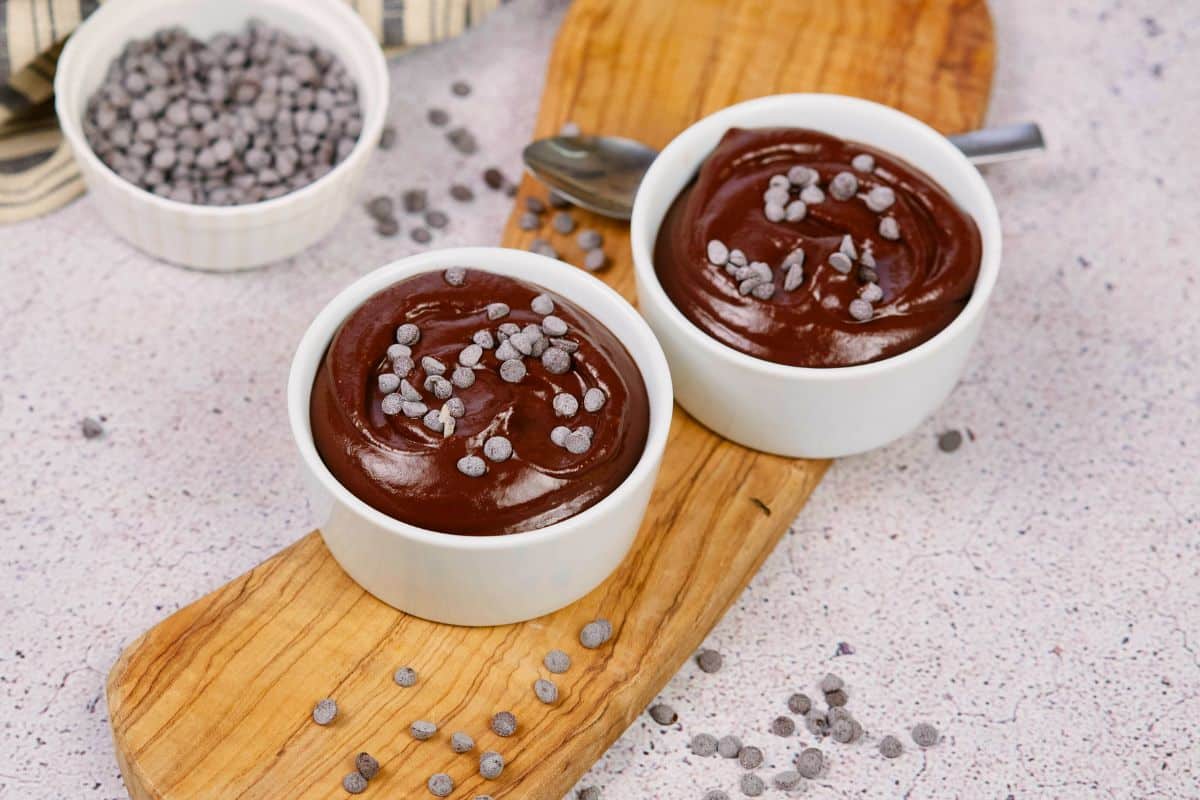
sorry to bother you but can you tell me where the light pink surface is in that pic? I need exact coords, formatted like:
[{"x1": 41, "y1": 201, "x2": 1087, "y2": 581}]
[{"x1": 1, "y1": 1, "x2": 1196, "y2": 798}]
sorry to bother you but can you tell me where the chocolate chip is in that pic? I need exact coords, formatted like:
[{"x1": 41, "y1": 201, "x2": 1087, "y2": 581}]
[
  {"x1": 583, "y1": 248, "x2": 609, "y2": 272},
  {"x1": 343, "y1": 772, "x2": 367, "y2": 794},
  {"x1": 375, "y1": 217, "x2": 399, "y2": 237},
  {"x1": 355, "y1": 752, "x2": 380, "y2": 780},
  {"x1": 446, "y1": 126, "x2": 478, "y2": 154},
  {"x1": 831, "y1": 718, "x2": 855, "y2": 743},
  {"x1": 696, "y1": 649, "x2": 723, "y2": 673},
  {"x1": 866, "y1": 185, "x2": 895, "y2": 212},
  {"x1": 805, "y1": 709, "x2": 829, "y2": 737},
  {"x1": 401, "y1": 400, "x2": 428, "y2": 418},
  {"x1": 795, "y1": 747, "x2": 823, "y2": 779},
  {"x1": 691, "y1": 733, "x2": 719, "y2": 757},
  {"x1": 648, "y1": 703, "x2": 677, "y2": 725},
  {"x1": 552, "y1": 211, "x2": 576, "y2": 234},
  {"x1": 428, "y1": 108, "x2": 449, "y2": 126},
  {"x1": 444, "y1": 397, "x2": 466, "y2": 418},
  {"x1": 738, "y1": 745, "x2": 764, "y2": 769},
  {"x1": 852, "y1": 153, "x2": 876, "y2": 172},
  {"x1": 771, "y1": 715, "x2": 795, "y2": 737},
  {"x1": 450, "y1": 184, "x2": 474, "y2": 202},
  {"x1": 403, "y1": 189, "x2": 428, "y2": 213},
  {"x1": 451, "y1": 80, "x2": 471, "y2": 96},
  {"x1": 411, "y1": 720, "x2": 437, "y2": 740},
  {"x1": 550, "y1": 426, "x2": 571, "y2": 447},
  {"x1": 819, "y1": 673, "x2": 843, "y2": 693},
  {"x1": 703, "y1": 791, "x2": 730, "y2": 800},
  {"x1": 483, "y1": 436, "x2": 513, "y2": 462},
  {"x1": 829, "y1": 252, "x2": 853, "y2": 274},
  {"x1": 707, "y1": 239, "x2": 729, "y2": 266},
  {"x1": 580, "y1": 619, "x2": 612, "y2": 648},
  {"x1": 879, "y1": 735, "x2": 904, "y2": 758},
  {"x1": 800, "y1": 184, "x2": 825, "y2": 204},
  {"x1": 788, "y1": 165, "x2": 818, "y2": 186},
  {"x1": 394, "y1": 666, "x2": 417, "y2": 687},
  {"x1": 773, "y1": 771, "x2": 802, "y2": 790},
  {"x1": 911, "y1": 722, "x2": 939, "y2": 747},
  {"x1": 717, "y1": 735, "x2": 742, "y2": 759},
  {"x1": 427, "y1": 773, "x2": 454, "y2": 797},
  {"x1": 483, "y1": 167, "x2": 506, "y2": 190},
  {"x1": 580, "y1": 387, "x2": 606, "y2": 413},
  {"x1": 531, "y1": 293, "x2": 555, "y2": 315},
  {"x1": 858, "y1": 265, "x2": 879, "y2": 284},
  {"x1": 848, "y1": 299, "x2": 873, "y2": 322},
  {"x1": 787, "y1": 692, "x2": 811, "y2": 715},
  {"x1": 422, "y1": 409, "x2": 445, "y2": 433},
  {"x1": 739, "y1": 773, "x2": 765, "y2": 797},
  {"x1": 542, "y1": 347, "x2": 571, "y2": 375},
  {"x1": 451, "y1": 731, "x2": 475, "y2": 754},
  {"x1": 366, "y1": 195, "x2": 394, "y2": 219},
  {"x1": 785, "y1": 200, "x2": 807, "y2": 221},
  {"x1": 425, "y1": 210, "x2": 449, "y2": 229},
  {"x1": 410, "y1": 227, "x2": 432, "y2": 244},
  {"x1": 879, "y1": 215, "x2": 900, "y2": 240},
  {"x1": 564, "y1": 428, "x2": 591, "y2": 454},
  {"x1": 861, "y1": 282, "x2": 884, "y2": 303},
  {"x1": 534, "y1": 678, "x2": 559, "y2": 704},
  {"x1": 312, "y1": 698, "x2": 337, "y2": 725},
  {"x1": 519, "y1": 212, "x2": 541, "y2": 231},
  {"x1": 456, "y1": 455, "x2": 487, "y2": 477},
  {"x1": 825, "y1": 688, "x2": 849, "y2": 707},
  {"x1": 553, "y1": 393, "x2": 579, "y2": 418},
  {"x1": 81, "y1": 417, "x2": 105, "y2": 439},
  {"x1": 938, "y1": 429, "x2": 963, "y2": 452},
  {"x1": 472, "y1": 329, "x2": 495, "y2": 349},
  {"x1": 486, "y1": 302, "x2": 510, "y2": 320},
  {"x1": 830, "y1": 171, "x2": 859, "y2": 201},
  {"x1": 499, "y1": 359, "x2": 526, "y2": 383},
  {"x1": 544, "y1": 649, "x2": 571, "y2": 673},
  {"x1": 577, "y1": 229, "x2": 603, "y2": 249},
  {"x1": 399, "y1": 380, "x2": 422, "y2": 402},
  {"x1": 783, "y1": 263, "x2": 805, "y2": 291},
  {"x1": 491, "y1": 711, "x2": 517, "y2": 737},
  {"x1": 479, "y1": 751, "x2": 504, "y2": 779}
]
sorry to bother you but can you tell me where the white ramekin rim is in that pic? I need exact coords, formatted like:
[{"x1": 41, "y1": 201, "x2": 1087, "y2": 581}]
[
  {"x1": 630, "y1": 93, "x2": 1003, "y2": 382},
  {"x1": 287, "y1": 247, "x2": 674, "y2": 552},
  {"x1": 53, "y1": 0, "x2": 389, "y2": 219}
]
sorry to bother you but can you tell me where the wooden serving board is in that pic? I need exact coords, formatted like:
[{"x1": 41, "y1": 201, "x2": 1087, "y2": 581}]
[{"x1": 107, "y1": 1, "x2": 993, "y2": 797}]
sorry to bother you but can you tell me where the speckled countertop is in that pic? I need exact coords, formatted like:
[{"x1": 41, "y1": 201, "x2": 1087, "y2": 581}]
[{"x1": 1, "y1": 1, "x2": 1196, "y2": 798}]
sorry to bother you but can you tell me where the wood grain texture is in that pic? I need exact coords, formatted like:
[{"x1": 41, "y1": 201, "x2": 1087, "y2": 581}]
[{"x1": 108, "y1": 1, "x2": 993, "y2": 797}]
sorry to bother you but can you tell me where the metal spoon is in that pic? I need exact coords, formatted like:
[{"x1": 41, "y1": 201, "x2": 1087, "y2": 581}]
[{"x1": 522, "y1": 122, "x2": 1044, "y2": 220}]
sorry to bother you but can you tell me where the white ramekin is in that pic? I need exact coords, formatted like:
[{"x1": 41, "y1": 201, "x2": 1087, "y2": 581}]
[
  {"x1": 631, "y1": 94, "x2": 1002, "y2": 458},
  {"x1": 54, "y1": 0, "x2": 388, "y2": 271},
  {"x1": 287, "y1": 247, "x2": 673, "y2": 626}
]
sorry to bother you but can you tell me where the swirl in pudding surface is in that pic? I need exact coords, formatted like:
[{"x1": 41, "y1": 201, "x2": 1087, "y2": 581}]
[
  {"x1": 310, "y1": 269, "x2": 649, "y2": 536},
  {"x1": 653, "y1": 127, "x2": 982, "y2": 368}
]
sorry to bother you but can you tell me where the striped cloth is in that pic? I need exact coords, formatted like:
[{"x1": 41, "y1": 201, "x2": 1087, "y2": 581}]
[{"x1": 0, "y1": 0, "x2": 503, "y2": 224}]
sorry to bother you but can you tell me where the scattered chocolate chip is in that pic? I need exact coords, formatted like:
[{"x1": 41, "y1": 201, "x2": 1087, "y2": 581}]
[
  {"x1": 787, "y1": 692, "x2": 812, "y2": 715},
  {"x1": 451, "y1": 80, "x2": 472, "y2": 97},
  {"x1": 312, "y1": 698, "x2": 337, "y2": 725},
  {"x1": 379, "y1": 125, "x2": 396, "y2": 150},
  {"x1": 861, "y1": 282, "x2": 884, "y2": 303},
  {"x1": 544, "y1": 649, "x2": 571, "y2": 674},
  {"x1": 81, "y1": 417, "x2": 105, "y2": 439},
  {"x1": 691, "y1": 733, "x2": 719, "y2": 757},
  {"x1": 483, "y1": 436, "x2": 513, "y2": 462},
  {"x1": 451, "y1": 731, "x2": 475, "y2": 753},
  {"x1": 552, "y1": 211, "x2": 576, "y2": 234},
  {"x1": 717, "y1": 735, "x2": 742, "y2": 759},
  {"x1": 550, "y1": 425, "x2": 570, "y2": 447},
  {"x1": 491, "y1": 711, "x2": 517, "y2": 737},
  {"x1": 820, "y1": 673, "x2": 844, "y2": 693},
  {"x1": 479, "y1": 750, "x2": 504, "y2": 779},
  {"x1": 583, "y1": 248, "x2": 609, "y2": 272},
  {"x1": 411, "y1": 227, "x2": 432, "y2": 244},
  {"x1": 825, "y1": 688, "x2": 848, "y2": 707},
  {"x1": 805, "y1": 709, "x2": 829, "y2": 737},
  {"x1": 446, "y1": 126, "x2": 478, "y2": 154},
  {"x1": 427, "y1": 773, "x2": 454, "y2": 797},
  {"x1": 707, "y1": 239, "x2": 729, "y2": 266},
  {"x1": 796, "y1": 747, "x2": 824, "y2": 779},
  {"x1": 773, "y1": 771, "x2": 801, "y2": 790},
  {"x1": 831, "y1": 718, "x2": 855, "y2": 743},
  {"x1": 703, "y1": 792, "x2": 730, "y2": 800},
  {"x1": 411, "y1": 720, "x2": 437, "y2": 740},
  {"x1": 343, "y1": 772, "x2": 368, "y2": 794},
  {"x1": 911, "y1": 722, "x2": 939, "y2": 747},
  {"x1": 938, "y1": 429, "x2": 963, "y2": 452},
  {"x1": 355, "y1": 752, "x2": 380, "y2": 780},
  {"x1": 879, "y1": 215, "x2": 900, "y2": 240},
  {"x1": 738, "y1": 745, "x2": 764, "y2": 770},
  {"x1": 564, "y1": 428, "x2": 592, "y2": 454},
  {"x1": 576, "y1": 229, "x2": 603, "y2": 250},
  {"x1": 848, "y1": 298, "x2": 873, "y2": 322},
  {"x1": 879, "y1": 734, "x2": 904, "y2": 758},
  {"x1": 457, "y1": 455, "x2": 487, "y2": 477},
  {"x1": 375, "y1": 217, "x2": 399, "y2": 237},
  {"x1": 499, "y1": 359, "x2": 526, "y2": 383},
  {"x1": 580, "y1": 619, "x2": 612, "y2": 648},
  {"x1": 519, "y1": 212, "x2": 541, "y2": 230},
  {"x1": 450, "y1": 183, "x2": 474, "y2": 202},
  {"x1": 771, "y1": 715, "x2": 795, "y2": 737},
  {"x1": 483, "y1": 168, "x2": 507, "y2": 190},
  {"x1": 852, "y1": 153, "x2": 876, "y2": 173},
  {"x1": 648, "y1": 703, "x2": 677, "y2": 725},
  {"x1": 403, "y1": 189, "x2": 428, "y2": 214},
  {"x1": 866, "y1": 185, "x2": 895, "y2": 212},
  {"x1": 696, "y1": 649, "x2": 723, "y2": 673},
  {"x1": 829, "y1": 252, "x2": 853, "y2": 274},
  {"x1": 427, "y1": 108, "x2": 449, "y2": 126},
  {"x1": 366, "y1": 195, "x2": 394, "y2": 219},
  {"x1": 486, "y1": 302, "x2": 510, "y2": 320},
  {"x1": 858, "y1": 265, "x2": 878, "y2": 283},
  {"x1": 801, "y1": 184, "x2": 825, "y2": 204},
  {"x1": 827, "y1": 706, "x2": 852, "y2": 725},
  {"x1": 425, "y1": 210, "x2": 449, "y2": 229},
  {"x1": 393, "y1": 666, "x2": 417, "y2": 687},
  {"x1": 830, "y1": 171, "x2": 859, "y2": 201},
  {"x1": 534, "y1": 678, "x2": 559, "y2": 704},
  {"x1": 740, "y1": 773, "x2": 765, "y2": 797}
]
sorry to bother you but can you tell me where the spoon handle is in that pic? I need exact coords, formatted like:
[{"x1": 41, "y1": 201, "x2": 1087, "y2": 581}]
[{"x1": 948, "y1": 122, "x2": 1045, "y2": 165}]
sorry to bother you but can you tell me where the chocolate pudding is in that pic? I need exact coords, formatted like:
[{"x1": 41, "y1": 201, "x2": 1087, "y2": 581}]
[
  {"x1": 653, "y1": 127, "x2": 982, "y2": 367},
  {"x1": 310, "y1": 268, "x2": 649, "y2": 536}
]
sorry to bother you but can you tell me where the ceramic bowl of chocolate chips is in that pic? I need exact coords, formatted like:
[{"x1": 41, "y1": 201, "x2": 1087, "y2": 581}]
[{"x1": 55, "y1": 0, "x2": 388, "y2": 270}]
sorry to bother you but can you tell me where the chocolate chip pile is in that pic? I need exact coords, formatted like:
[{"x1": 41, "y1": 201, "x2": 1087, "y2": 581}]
[
  {"x1": 662, "y1": 652, "x2": 941, "y2": 797},
  {"x1": 82, "y1": 20, "x2": 362, "y2": 205},
  {"x1": 311, "y1": 617, "x2": 612, "y2": 795},
  {"x1": 706, "y1": 153, "x2": 895, "y2": 321},
  {"x1": 374, "y1": 272, "x2": 609, "y2": 477}
]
